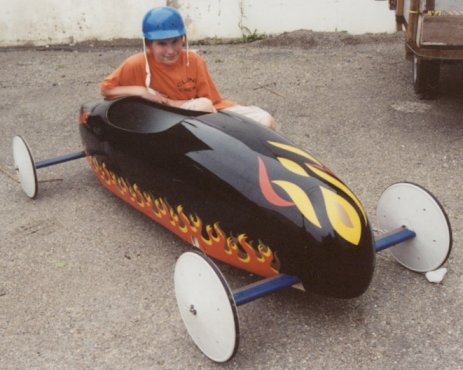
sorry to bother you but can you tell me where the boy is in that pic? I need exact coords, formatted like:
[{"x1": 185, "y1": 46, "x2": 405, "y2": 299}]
[{"x1": 100, "y1": 6, "x2": 277, "y2": 130}]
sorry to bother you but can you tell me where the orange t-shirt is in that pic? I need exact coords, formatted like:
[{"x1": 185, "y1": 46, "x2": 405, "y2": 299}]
[{"x1": 101, "y1": 50, "x2": 235, "y2": 110}]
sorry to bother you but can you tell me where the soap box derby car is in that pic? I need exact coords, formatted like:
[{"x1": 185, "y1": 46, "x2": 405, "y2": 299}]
[{"x1": 12, "y1": 97, "x2": 452, "y2": 362}]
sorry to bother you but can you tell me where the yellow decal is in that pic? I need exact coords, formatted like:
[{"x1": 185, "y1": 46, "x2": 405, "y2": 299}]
[
  {"x1": 262, "y1": 141, "x2": 367, "y2": 246},
  {"x1": 321, "y1": 187, "x2": 361, "y2": 245},
  {"x1": 277, "y1": 157, "x2": 309, "y2": 177},
  {"x1": 272, "y1": 180, "x2": 321, "y2": 228},
  {"x1": 268, "y1": 141, "x2": 322, "y2": 165},
  {"x1": 307, "y1": 164, "x2": 367, "y2": 224}
]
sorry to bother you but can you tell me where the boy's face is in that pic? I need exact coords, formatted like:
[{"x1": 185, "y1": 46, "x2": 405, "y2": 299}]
[{"x1": 149, "y1": 37, "x2": 184, "y2": 65}]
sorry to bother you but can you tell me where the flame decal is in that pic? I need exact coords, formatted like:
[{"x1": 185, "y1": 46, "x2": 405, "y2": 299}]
[
  {"x1": 258, "y1": 157, "x2": 294, "y2": 207},
  {"x1": 307, "y1": 164, "x2": 367, "y2": 224},
  {"x1": 320, "y1": 187, "x2": 362, "y2": 245},
  {"x1": 268, "y1": 141, "x2": 323, "y2": 165},
  {"x1": 272, "y1": 180, "x2": 322, "y2": 228},
  {"x1": 277, "y1": 157, "x2": 309, "y2": 177},
  {"x1": 262, "y1": 141, "x2": 368, "y2": 246},
  {"x1": 87, "y1": 156, "x2": 279, "y2": 277}
]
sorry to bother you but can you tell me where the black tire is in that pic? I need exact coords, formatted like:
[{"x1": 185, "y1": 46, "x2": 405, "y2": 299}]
[{"x1": 412, "y1": 55, "x2": 440, "y2": 99}]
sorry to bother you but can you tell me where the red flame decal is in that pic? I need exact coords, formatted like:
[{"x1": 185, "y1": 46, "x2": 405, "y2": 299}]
[{"x1": 258, "y1": 157, "x2": 294, "y2": 207}]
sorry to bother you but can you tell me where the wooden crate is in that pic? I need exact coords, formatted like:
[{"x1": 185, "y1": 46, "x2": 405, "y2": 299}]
[{"x1": 421, "y1": 15, "x2": 463, "y2": 47}]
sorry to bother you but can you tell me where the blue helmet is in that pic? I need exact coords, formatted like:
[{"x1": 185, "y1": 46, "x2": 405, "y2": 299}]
[{"x1": 142, "y1": 7, "x2": 186, "y2": 41}]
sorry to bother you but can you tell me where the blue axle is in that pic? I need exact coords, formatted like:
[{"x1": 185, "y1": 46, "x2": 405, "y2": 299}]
[
  {"x1": 35, "y1": 151, "x2": 86, "y2": 169},
  {"x1": 233, "y1": 274, "x2": 300, "y2": 306},
  {"x1": 233, "y1": 226, "x2": 416, "y2": 306},
  {"x1": 374, "y1": 227, "x2": 416, "y2": 252}
]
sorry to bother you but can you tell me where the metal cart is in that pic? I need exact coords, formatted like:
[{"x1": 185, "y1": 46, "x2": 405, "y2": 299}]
[{"x1": 389, "y1": 0, "x2": 463, "y2": 97}]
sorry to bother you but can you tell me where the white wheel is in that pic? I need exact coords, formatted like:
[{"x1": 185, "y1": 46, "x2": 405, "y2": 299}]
[
  {"x1": 12, "y1": 136, "x2": 38, "y2": 199},
  {"x1": 377, "y1": 182, "x2": 452, "y2": 272},
  {"x1": 174, "y1": 251, "x2": 239, "y2": 362}
]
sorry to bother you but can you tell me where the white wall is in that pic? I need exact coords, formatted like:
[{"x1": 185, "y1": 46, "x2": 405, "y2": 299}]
[
  {"x1": 0, "y1": 0, "x2": 395, "y2": 47},
  {"x1": 240, "y1": 0, "x2": 395, "y2": 36}
]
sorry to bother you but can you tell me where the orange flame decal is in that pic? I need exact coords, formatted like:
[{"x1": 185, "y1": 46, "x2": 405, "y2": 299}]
[{"x1": 87, "y1": 156, "x2": 279, "y2": 277}]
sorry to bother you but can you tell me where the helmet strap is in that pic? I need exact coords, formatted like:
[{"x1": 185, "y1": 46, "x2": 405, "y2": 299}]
[
  {"x1": 185, "y1": 35, "x2": 190, "y2": 67},
  {"x1": 142, "y1": 38, "x2": 151, "y2": 88}
]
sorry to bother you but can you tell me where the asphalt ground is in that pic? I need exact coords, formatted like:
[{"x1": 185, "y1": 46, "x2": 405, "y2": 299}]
[{"x1": 1, "y1": 31, "x2": 462, "y2": 369}]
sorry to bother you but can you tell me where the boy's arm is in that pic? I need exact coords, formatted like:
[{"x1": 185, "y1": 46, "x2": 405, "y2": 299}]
[
  {"x1": 101, "y1": 86, "x2": 194, "y2": 109},
  {"x1": 101, "y1": 85, "x2": 170, "y2": 104}
]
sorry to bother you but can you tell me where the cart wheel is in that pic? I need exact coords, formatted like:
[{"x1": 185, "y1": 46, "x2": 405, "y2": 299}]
[
  {"x1": 12, "y1": 136, "x2": 38, "y2": 199},
  {"x1": 174, "y1": 250, "x2": 239, "y2": 362},
  {"x1": 412, "y1": 55, "x2": 440, "y2": 98},
  {"x1": 377, "y1": 182, "x2": 452, "y2": 272}
]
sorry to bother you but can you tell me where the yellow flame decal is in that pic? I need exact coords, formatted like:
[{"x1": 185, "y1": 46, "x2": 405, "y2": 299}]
[
  {"x1": 272, "y1": 180, "x2": 321, "y2": 228},
  {"x1": 320, "y1": 187, "x2": 361, "y2": 245},
  {"x1": 277, "y1": 157, "x2": 309, "y2": 177},
  {"x1": 258, "y1": 241, "x2": 272, "y2": 258},
  {"x1": 307, "y1": 164, "x2": 367, "y2": 225},
  {"x1": 268, "y1": 141, "x2": 322, "y2": 165}
]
